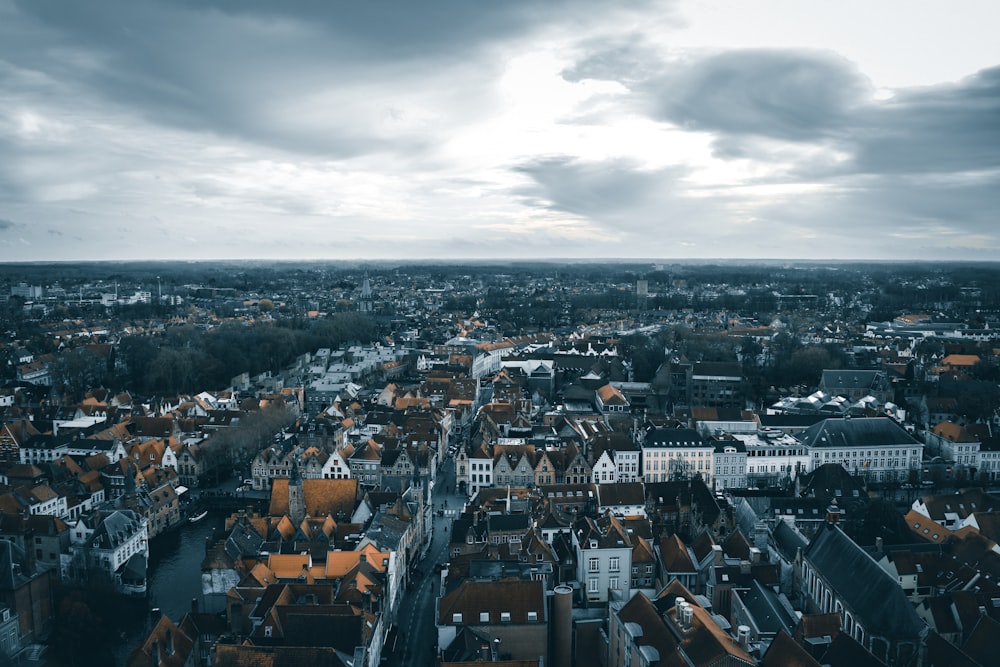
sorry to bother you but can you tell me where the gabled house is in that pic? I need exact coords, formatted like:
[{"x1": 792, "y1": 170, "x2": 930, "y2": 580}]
[
  {"x1": 608, "y1": 590, "x2": 755, "y2": 667},
  {"x1": 66, "y1": 508, "x2": 148, "y2": 596},
  {"x1": 573, "y1": 512, "x2": 633, "y2": 603},
  {"x1": 437, "y1": 579, "x2": 548, "y2": 663}
]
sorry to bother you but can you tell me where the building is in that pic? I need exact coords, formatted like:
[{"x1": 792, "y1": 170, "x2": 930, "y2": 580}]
[
  {"x1": 573, "y1": 512, "x2": 633, "y2": 603},
  {"x1": 608, "y1": 590, "x2": 754, "y2": 667},
  {"x1": 712, "y1": 437, "x2": 748, "y2": 490},
  {"x1": 642, "y1": 427, "x2": 715, "y2": 485},
  {"x1": 820, "y1": 369, "x2": 893, "y2": 404},
  {"x1": 65, "y1": 509, "x2": 148, "y2": 596},
  {"x1": 797, "y1": 417, "x2": 923, "y2": 483},
  {"x1": 436, "y1": 579, "x2": 548, "y2": 663},
  {"x1": 799, "y1": 521, "x2": 926, "y2": 665},
  {"x1": 688, "y1": 361, "x2": 744, "y2": 409}
]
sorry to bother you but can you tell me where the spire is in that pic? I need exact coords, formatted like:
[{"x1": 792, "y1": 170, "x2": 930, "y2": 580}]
[{"x1": 288, "y1": 459, "x2": 305, "y2": 524}]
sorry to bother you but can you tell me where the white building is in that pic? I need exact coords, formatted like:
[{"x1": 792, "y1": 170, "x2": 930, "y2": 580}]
[
  {"x1": 641, "y1": 427, "x2": 715, "y2": 484},
  {"x1": 797, "y1": 417, "x2": 923, "y2": 483},
  {"x1": 732, "y1": 430, "x2": 811, "y2": 487},
  {"x1": 573, "y1": 513, "x2": 633, "y2": 603},
  {"x1": 66, "y1": 509, "x2": 149, "y2": 596},
  {"x1": 711, "y1": 439, "x2": 748, "y2": 490}
]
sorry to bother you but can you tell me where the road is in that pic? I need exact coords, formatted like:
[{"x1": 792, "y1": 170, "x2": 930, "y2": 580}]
[{"x1": 386, "y1": 454, "x2": 465, "y2": 666}]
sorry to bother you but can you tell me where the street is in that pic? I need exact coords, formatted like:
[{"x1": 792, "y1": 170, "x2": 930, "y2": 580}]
[{"x1": 386, "y1": 453, "x2": 464, "y2": 666}]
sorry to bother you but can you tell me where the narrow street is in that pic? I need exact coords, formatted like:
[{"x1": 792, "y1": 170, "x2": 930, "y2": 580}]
[{"x1": 387, "y1": 453, "x2": 464, "y2": 666}]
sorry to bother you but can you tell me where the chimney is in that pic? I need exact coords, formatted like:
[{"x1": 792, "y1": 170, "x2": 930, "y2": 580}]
[
  {"x1": 681, "y1": 602, "x2": 693, "y2": 630},
  {"x1": 875, "y1": 536, "x2": 884, "y2": 552},
  {"x1": 737, "y1": 625, "x2": 751, "y2": 650},
  {"x1": 825, "y1": 502, "x2": 841, "y2": 524},
  {"x1": 360, "y1": 552, "x2": 367, "y2": 564},
  {"x1": 749, "y1": 547, "x2": 761, "y2": 565},
  {"x1": 230, "y1": 602, "x2": 243, "y2": 635},
  {"x1": 712, "y1": 544, "x2": 724, "y2": 565},
  {"x1": 740, "y1": 560, "x2": 751, "y2": 575},
  {"x1": 191, "y1": 598, "x2": 199, "y2": 614},
  {"x1": 165, "y1": 629, "x2": 174, "y2": 655}
]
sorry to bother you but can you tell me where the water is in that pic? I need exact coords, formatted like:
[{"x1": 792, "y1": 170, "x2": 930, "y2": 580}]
[{"x1": 112, "y1": 511, "x2": 227, "y2": 665}]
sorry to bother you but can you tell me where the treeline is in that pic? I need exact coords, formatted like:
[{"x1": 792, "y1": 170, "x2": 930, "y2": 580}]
[{"x1": 51, "y1": 312, "x2": 377, "y2": 399}]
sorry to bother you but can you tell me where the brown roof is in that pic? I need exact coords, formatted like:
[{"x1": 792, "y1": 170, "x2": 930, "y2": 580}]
[
  {"x1": 793, "y1": 613, "x2": 842, "y2": 642},
  {"x1": 269, "y1": 478, "x2": 358, "y2": 519},
  {"x1": 659, "y1": 534, "x2": 696, "y2": 573},
  {"x1": 212, "y1": 644, "x2": 350, "y2": 666},
  {"x1": 761, "y1": 630, "x2": 821, "y2": 667},
  {"x1": 438, "y1": 579, "x2": 545, "y2": 625},
  {"x1": 125, "y1": 613, "x2": 195, "y2": 667}
]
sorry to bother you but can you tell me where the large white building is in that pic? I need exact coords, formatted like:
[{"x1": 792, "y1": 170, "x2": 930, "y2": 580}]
[
  {"x1": 732, "y1": 430, "x2": 811, "y2": 487},
  {"x1": 797, "y1": 417, "x2": 923, "y2": 482},
  {"x1": 641, "y1": 427, "x2": 715, "y2": 484}
]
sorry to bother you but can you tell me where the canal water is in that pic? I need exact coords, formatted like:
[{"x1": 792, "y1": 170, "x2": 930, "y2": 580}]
[{"x1": 112, "y1": 510, "x2": 228, "y2": 665}]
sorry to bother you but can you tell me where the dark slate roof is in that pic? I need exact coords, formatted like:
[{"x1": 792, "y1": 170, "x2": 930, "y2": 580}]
[
  {"x1": 805, "y1": 524, "x2": 925, "y2": 640},
  {"x1": 597, "y1": 482, "x2": 645, "y2": 506},
  {"x1": 772, "y1": 520, "x2": 808, "y2": 563},
  {"x1": 758, "y1": 414, "x2": 829, "y2": 430},
  {"x1": 796, "y1": 417, "x2": 920, "y2": 449},
  {"x1": 644, "y1": 427, "x2": 708, "y2": 448},
  {"x1": 488, "y1": 513, "x2": 531, "y2": 532},
  {"x1": 798, "y1": 463, "x2": 867, "y2": 502},
  {"x1": 739, "y1": 580, "x2": 797, "y2": 636},
  {"x1": 691, "y1": 361, "x2": 742, "y2": 378}
]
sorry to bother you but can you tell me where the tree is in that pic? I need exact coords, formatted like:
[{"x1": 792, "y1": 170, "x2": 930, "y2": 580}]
[
  {"x1": 50, "y1": 346, "x2": 110, "y2": 402},
  {"x1": 50, "y1": 589, "x2": 116, "y2": 667}
]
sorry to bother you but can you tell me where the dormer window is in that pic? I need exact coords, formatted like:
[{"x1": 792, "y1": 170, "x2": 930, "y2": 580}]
[
  {"x1": 501, "y1": 611, "x2": 511, "y2": 623},
  {"x1": 527, "y1": 611, "x2": 538, "y2": 622},
  {"x1": 452, "y1": 613, "x2": 463, "y2": 623},
  {"x1": 480, "y1": 611, "x2": 490, "y2": 622}
]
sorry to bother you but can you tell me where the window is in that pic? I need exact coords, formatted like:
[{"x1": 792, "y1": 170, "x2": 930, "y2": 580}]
[
  {"x1": 527, "y1": 611, "x2": 538, "y2": 622},
  {"x1": 588, "y1": 557, "x2": 599, "y2": 573},
  {"x1": 500, "y1": 612, "x2": 511, "y2": 623},
  {"x1": 453, "y1": 613, "x2": 463, "y2": 623},
  {"x1": 480, "y1": 611, "x2": 490, "y2": 622},
  {"x1": 588, "y1": 577, "x2": 599, "y2": 593},
  {"x1": 610, "y1": 557, "x2": 620, "y2": 572},
  {"x1": 610, "y1": 577, "x2": 619, "y2": 590}
]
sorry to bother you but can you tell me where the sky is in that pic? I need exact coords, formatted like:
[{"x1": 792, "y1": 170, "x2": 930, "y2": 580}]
[{"x1": 1, "y1": 0, "x2": 998, "y2": 263}]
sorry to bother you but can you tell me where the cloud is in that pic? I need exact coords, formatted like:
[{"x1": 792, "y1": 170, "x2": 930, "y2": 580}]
[
  {"x1": 849, "y1": 66, "x2": 1000, "y2": 175},
  {"x1": 0, "y1": 217, "x2": 18, "y2": 231},
  {"x1": 646, "y1": 49, "x2": 872, "y2": 141},
  {"x1": 7, "y1": 0, "x2": 625, "y2": 159}
]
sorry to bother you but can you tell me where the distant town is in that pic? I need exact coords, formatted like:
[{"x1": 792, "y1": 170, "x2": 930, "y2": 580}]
[{"x1": 1, "y1": 259, "x2": 999, "y2": 667}]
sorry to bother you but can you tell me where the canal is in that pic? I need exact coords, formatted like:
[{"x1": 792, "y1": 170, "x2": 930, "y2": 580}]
[{"x1": 112, "y1": 510, "x2": 228, "y2": 665}]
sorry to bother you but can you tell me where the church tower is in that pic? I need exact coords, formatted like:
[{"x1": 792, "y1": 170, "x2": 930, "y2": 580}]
[
  {"x1": 359, "y1": 271, "x2": 374, "y2": 313},
  {"x1": 288, "y1": 459, "x2": 305, "y2": 524}
]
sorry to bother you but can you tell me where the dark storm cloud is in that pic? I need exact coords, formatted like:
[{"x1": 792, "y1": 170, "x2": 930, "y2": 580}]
[
  {"x1": 8, "y1": 0, "x2": 621, "y2": 157},
  {"x1": 515, "y1": 157, "x2": 677, "y2": 220},
  {"x1": 646, "y1": 49, "x2": 870, "y2": 141},
  {"x1": 624, "y1": 47, "x2": 1000, "y2": 177},
  {"x1": 850, "y1": 66, "x2": 1000, "y2": 174}
]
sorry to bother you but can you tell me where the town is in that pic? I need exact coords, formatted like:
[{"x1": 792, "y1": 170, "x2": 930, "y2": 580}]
[{"x1": 1, "y1": 259, "x2": 999, "y2": 667}]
